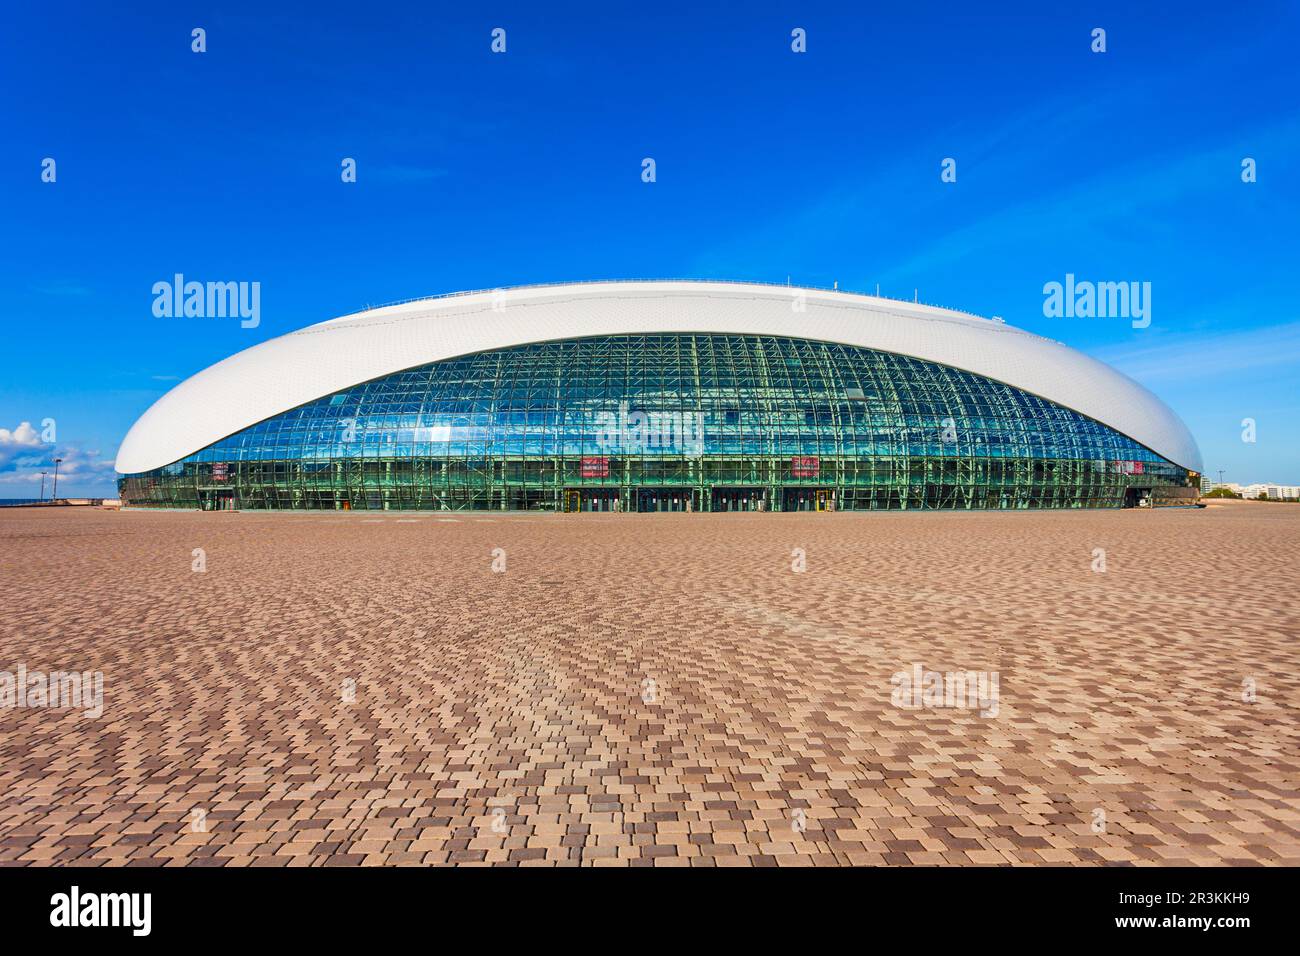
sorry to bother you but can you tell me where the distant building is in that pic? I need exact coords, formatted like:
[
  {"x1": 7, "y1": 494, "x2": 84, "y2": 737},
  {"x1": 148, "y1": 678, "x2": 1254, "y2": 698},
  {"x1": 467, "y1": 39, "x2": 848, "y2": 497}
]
[
  {"x1": 1230, "y1": 483, "x2": 1300, "y2": 500},
  {"x1": 1209, "y1": 482, "x2": 1244, "y2": 495}
]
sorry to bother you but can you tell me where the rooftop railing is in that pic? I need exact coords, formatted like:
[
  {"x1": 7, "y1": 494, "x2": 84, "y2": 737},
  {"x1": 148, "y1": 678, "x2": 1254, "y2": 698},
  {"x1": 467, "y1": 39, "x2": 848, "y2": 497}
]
[{"x1": 346, "y1": 278, "x2": 992, "y2": 322}]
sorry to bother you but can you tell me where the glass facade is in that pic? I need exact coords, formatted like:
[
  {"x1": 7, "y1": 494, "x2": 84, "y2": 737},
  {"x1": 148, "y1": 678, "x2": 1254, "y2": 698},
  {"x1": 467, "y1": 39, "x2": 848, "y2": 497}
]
[{"x1": 119, "y1": 333, "x2": 1197, "y2": 511}]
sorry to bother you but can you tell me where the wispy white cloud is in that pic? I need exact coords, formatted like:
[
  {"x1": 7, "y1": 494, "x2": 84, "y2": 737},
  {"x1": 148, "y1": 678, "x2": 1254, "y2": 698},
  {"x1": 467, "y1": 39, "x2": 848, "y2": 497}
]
[
  {"x1": 1089, "y1": 320, "x2": 1300, "y2": 383},
  {"x1": 871, "y1": 107, "x2": 1300, "y2": 290},
  {"x1": 693, "y1": 34, "x2": 1298, "y2": 301}
]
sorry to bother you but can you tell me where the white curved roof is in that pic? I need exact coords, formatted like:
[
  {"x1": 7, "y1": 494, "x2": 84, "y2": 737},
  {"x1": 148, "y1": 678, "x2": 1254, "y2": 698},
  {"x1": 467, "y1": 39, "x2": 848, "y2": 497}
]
[{"x1": 116, "y1": 280, "x2": 1203, "y2": 474}]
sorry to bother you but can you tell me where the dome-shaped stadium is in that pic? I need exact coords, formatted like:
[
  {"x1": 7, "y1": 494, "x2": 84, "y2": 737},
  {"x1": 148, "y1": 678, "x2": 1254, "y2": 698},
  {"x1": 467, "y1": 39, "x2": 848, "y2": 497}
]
[{"x1": 117, "y1": 280, "x2": 1202, "y2": 512}]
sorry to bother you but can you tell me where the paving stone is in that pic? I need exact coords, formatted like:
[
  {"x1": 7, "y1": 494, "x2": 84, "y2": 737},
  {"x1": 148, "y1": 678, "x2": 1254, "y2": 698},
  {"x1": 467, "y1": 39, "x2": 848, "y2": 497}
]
[{"x1": 0, "y1": 502, "x2": 1296, "y2": 866}]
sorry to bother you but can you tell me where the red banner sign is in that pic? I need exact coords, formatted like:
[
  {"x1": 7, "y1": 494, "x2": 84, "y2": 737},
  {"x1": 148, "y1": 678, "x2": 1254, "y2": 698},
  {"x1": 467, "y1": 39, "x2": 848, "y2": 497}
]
[
  {"x1": 791, "y1": 456, "x2": 820, "y2": 478},
  {"x1": 580, "y1": 456, "x2": 610, "y2": 478},
  {"x1": 211, "y1": 462, "x2": 228, "y2": 482}
]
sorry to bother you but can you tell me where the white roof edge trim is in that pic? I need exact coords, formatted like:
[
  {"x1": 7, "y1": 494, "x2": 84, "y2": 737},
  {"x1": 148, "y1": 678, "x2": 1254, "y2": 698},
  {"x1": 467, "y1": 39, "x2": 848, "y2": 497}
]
[{"x1": 116, "y1": 281, "x2": 1203, "y2": 474}]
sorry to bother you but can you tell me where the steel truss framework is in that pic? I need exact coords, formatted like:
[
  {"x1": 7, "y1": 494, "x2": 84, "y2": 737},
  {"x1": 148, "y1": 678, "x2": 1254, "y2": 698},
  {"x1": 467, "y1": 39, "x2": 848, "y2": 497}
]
[{"x1": 119, "y1": 334, "x2": 1197, "y2": 511}]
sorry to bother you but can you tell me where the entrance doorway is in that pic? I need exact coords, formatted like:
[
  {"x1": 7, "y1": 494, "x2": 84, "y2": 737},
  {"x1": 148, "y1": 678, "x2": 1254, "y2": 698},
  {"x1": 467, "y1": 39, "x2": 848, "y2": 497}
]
[
  {"x1": 561, "y1": 494, "x2": 621, "y2": 515},
  {"x1": 711, "y1": 487, "x2": 764, "y2": 512},
  {"x1": 637, "y1": 488, "x2": 694, "y2": 513},
  {"x1": 581, "y1": 489, "x2": 619, "y2": 512},
  {"x1": 1123, "y1": 487, "x2": 1153, "y2": 508},
  {"x1": 199, "y1": 490, "x2": 236, "y2": 511},
  {"x1": 564, "y1": 489, "x2": 621, "y2": 512},
  {"x1": 783, "y1": 488, "x2": 833, "y2": 512}
]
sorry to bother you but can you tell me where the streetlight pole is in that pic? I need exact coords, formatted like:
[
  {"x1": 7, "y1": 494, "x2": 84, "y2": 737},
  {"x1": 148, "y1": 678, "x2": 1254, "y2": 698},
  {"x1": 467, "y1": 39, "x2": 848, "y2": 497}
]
[
  {"x1": 52, "y1": 458, "x2": 62, "y2": 502},
  {"x1": 39, "y1": 471, "x2": 47, "y2": 502}
]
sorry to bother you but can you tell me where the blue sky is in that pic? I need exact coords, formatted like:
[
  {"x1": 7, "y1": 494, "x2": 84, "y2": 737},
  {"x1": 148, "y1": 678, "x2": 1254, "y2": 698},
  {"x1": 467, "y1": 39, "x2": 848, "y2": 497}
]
[{"x1": 1, "y1": 1, "x2": 1297, "y2": 495}]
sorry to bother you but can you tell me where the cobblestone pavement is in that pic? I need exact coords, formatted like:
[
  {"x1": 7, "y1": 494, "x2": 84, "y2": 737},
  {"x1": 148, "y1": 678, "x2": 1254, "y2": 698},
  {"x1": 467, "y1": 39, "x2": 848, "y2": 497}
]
[{"x1": 1, "y1": 501, "x2": 1297, "y2": 866}]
